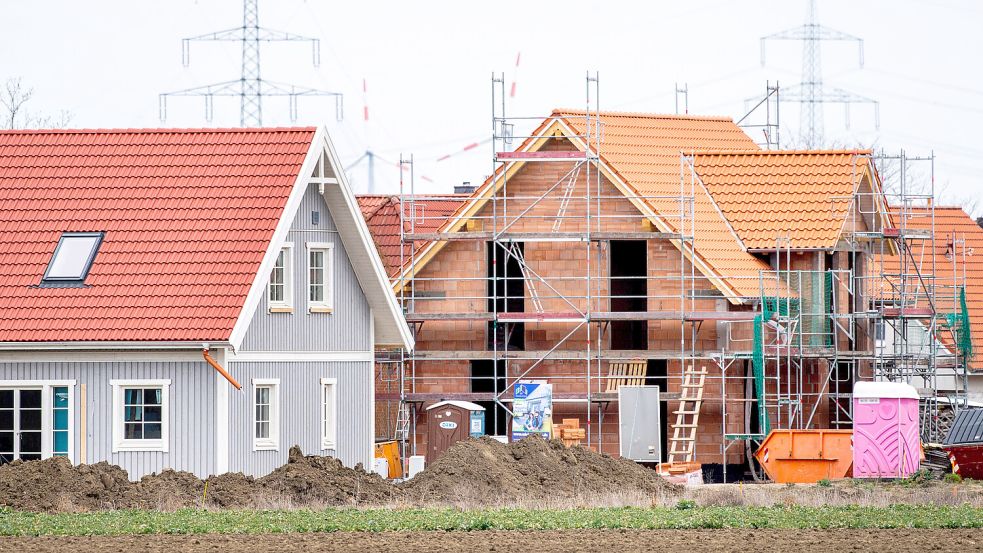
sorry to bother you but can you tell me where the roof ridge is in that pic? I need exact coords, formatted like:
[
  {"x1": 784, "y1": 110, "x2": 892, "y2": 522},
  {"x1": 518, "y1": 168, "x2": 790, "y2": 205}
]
[
  {"x1": 0, "y1": 127, "x2": 318, "y2": 135},
  {"x1": 692, "y1": 149, "x2": 873, "y2": 156},
  {"x1": 552, "y1": 108, "x2": 734, "y2": 122}
]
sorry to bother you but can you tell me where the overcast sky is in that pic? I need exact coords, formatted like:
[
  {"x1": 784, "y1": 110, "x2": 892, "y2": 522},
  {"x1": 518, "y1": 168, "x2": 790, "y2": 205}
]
[{"x1": 2, "y1": 0, "x2": 980, "y2": 210}]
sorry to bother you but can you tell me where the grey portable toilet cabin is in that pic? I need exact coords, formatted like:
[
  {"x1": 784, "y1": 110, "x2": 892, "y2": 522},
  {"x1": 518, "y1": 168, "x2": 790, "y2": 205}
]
[{"x1": 426, "y1": 400, "x2": 485, "y2": 463}]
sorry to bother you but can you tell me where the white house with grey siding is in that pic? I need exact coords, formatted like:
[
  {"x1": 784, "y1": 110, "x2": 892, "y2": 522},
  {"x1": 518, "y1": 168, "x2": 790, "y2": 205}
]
[{"x1": 0, "y1": 126, "x2": 412, "y2": 478}]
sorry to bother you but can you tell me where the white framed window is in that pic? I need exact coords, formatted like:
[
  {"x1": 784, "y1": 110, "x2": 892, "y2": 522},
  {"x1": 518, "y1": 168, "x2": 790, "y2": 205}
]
[
  {"x1": 268, "y1": 243, "x2": 294, "y2": 312},
  {"x1": 252, "y1": 378, "x2": 279, "y2": 451},
  {"x1": 0, "y1": 380, "x2": 76, "y2": 464},
  {"x1": 306, "y1": 242, "x2": 334, "y2": 313},
  {"x1": 320, "y1": 378, "x2": 337, "y2": 450},
  {"x1": 111, "y1": 379, "x2": 169, "y2": 452}
]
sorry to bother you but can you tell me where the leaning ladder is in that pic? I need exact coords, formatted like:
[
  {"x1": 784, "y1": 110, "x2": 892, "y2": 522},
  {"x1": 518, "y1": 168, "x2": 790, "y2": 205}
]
[
  {"x1": 394, "y1": 401, "x2": 411, "y2": 441},
  {"x1": 667, "y1": 365, "x2": 707, "y2": 463},
  {"x1": 507, "y1": 241, "x2": 544, "y2": 313},
  {"x1": 552, "y1": 164, "x2": 583, "y2": 232}
]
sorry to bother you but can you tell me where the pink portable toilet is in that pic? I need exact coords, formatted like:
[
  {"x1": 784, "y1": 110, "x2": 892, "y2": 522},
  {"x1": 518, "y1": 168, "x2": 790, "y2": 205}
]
[{"x1": 852, "y1": 381, "x2": 920, "y2": 478}]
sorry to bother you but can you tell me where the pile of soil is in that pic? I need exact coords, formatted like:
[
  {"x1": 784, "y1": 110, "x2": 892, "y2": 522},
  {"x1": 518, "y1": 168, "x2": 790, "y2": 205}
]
[
  {"x1": 0, "y1": 439, "x2": 675, "y2": 512},
  {"x1": 402, "y1": 436, "x2": 678, "y2": 504},
  {"x1": 0, "y1": 446, "x2": 397, "y2": 512},
  {"x1": 0, "y1": 457, "x2": 132, "y2": 512},
  {"x1": 257, "y1": 445, "x2": 399, "y2": 506}
]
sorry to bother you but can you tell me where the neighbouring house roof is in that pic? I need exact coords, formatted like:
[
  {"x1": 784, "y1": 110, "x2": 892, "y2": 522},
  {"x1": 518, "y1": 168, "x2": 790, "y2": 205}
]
[
  {"x1": 0, "y1": 127, "x2": 413, "y2": 349},
  {"x1": 356, "y1": 194, "x2": 467, "y2": 277},
  {"x1": 692, "y1": 150, "x2": 887, "y2": 250},
  {"x1": 882, "y1": 206, "x2": 982, "y2": 370}
]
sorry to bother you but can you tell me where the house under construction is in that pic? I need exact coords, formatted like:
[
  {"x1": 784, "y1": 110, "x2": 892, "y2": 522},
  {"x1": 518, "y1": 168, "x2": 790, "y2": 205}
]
[{"x1": 359, "y1": 79, "x2": 973, "y2": 479}]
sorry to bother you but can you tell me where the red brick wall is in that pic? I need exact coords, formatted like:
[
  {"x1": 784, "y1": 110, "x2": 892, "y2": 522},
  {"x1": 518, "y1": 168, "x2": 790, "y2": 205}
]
[{"x1": 389, "y1": 138, "x2": 811, "y2": 465}]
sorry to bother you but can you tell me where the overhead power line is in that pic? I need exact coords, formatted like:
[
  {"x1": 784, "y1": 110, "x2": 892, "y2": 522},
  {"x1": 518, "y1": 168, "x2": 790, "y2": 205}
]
[{"x1": 159, "y1": 0, "x2": 343, "y2": 127}]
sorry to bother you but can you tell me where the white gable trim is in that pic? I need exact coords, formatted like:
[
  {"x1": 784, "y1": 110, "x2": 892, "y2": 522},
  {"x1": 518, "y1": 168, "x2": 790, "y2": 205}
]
[
  {"x1": 317, "y1": 129, "x2": 415, "y2": 350},
  {"x1": 229, "y1": 128, "x2": 326, "y2": 350},
  {"x1": 229, "y1": 126, "x2": 413, "y2": 351}
]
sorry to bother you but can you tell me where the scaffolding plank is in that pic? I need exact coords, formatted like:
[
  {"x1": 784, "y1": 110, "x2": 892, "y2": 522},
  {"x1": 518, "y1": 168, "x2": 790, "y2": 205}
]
[
  {"x1": 408, "y1": 349, "x2": 721, "y2": 360},
  {"x1": 880, "y1": 307, "x2": 935, "y2": 319},
  {"x1": 592, "y1": 311, "x2": 758, "y2": 321},
  {"x1": 403, "y1": 231, "x2": 682, "y2": 242},
  {"x1": 377, "y1": 391, "x2": 681, "y2": 402},
  {"x1": 404, "y1": 312, "x2": 495, "y2": 322},
  {"x1": 882, "y1": 227, "x2": 933, "y2": 239},
  {"x1": 496, "y1": 151, "x2": 586, "y2": 161},
  {"x1": 497, "y1": 312, "x2": 584, "y2": 322}
]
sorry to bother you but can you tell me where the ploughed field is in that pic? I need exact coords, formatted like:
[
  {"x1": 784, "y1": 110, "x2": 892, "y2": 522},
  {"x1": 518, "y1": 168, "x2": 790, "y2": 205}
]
[{"x1": 7, "y1": 529, "x2": 983, "y2": 553}]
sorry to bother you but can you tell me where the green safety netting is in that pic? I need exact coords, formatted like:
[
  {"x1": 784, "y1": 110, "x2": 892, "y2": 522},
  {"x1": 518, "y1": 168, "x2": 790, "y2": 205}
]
[
  {"x1": 943, "y1": 286, "x2": 973, "y2": 361},
  {"x1": 752, "y1": 313, "x2": 771, "y2": 435}
]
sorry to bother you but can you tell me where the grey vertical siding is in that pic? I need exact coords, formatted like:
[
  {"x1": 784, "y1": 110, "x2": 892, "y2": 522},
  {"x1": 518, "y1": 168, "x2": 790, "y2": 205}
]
[
  {"x1": 239, "y1": 183, "x2": 373, "y2": 352},
  {"x1": 227, "y1": 361, "x2": 372, "y2": 477},
  {"x1": 0, "y1": 361, "x2": 215, "y2": 479}
]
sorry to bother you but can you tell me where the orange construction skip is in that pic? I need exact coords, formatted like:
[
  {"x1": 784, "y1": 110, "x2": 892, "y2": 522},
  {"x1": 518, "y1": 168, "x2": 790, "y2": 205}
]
[{"x1": 754, "y1": 429, "x2": 853, "y2": 484}]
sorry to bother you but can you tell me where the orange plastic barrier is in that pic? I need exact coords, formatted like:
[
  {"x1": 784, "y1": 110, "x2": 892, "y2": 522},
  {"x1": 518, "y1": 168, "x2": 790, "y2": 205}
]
[{"x1": 753, "y1": 429, "x2": 853, "y2": 483}]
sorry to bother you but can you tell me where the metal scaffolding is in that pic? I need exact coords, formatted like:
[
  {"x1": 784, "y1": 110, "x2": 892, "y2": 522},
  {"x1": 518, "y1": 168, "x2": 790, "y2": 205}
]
[{"x1": 378, "y1": 79, "x2": 967, "y2": 478}]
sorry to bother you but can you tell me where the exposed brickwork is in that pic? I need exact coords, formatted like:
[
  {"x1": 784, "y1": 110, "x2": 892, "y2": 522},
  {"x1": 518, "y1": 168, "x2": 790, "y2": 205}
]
[{"x1": 388, "y1": 137, "x2": 852, "y2": 467}]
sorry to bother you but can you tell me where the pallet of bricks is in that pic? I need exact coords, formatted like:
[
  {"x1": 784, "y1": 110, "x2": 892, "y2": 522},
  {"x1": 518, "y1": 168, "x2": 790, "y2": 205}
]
[{"x1": 553, "y1": 418, "x2": 586, "y2": 447}]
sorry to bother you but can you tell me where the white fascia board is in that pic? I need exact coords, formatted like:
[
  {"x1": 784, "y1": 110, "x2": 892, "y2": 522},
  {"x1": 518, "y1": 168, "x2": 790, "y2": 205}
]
[
  {"x1": 227, "y1": 351, "x2": 374, "y2": 363},
  {"x1": 0, "y1": 350, "x2": 213, "y2": 363},
  {"x1": 317, "y1": 126, "x2": 415, "y2": 351},
  {"x1": 0, "y1": 341, "x2": 232, "y2": 352},
  {"x1": 228, "y1": 127, "x2": 327, "y2": 350}
]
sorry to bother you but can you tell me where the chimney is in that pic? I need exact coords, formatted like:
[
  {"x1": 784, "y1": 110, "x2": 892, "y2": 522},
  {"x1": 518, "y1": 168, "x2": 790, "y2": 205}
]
[{"x1": 454, "y1": 181, "x2": 476, "y2": 194}]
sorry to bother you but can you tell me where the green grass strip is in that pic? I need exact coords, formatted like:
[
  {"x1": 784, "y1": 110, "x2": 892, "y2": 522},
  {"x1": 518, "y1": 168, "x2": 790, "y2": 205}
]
[{"x1": 2, "y1": 505, "x2": 983, "y2": 536}]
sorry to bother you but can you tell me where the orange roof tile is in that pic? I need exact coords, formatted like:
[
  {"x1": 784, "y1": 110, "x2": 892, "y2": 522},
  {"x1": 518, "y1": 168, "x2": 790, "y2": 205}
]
[
  {"x1": 553, "y1": 110, "x2": 769, "y2": 298},
  {"x1": 357, "y1": 194, "x2": 467, "y2": 277},
  {"x1": 882, "y1": 206, "x2": 982, "y2": 370},
  {"x1": 693, "y1": 150, "x2": 873, "y2": 250}
]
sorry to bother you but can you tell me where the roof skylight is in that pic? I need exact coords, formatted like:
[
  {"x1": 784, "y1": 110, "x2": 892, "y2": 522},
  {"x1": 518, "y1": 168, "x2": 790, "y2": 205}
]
[{"x1": 42, "y1": 232, "x2": 104, "y2": 284}]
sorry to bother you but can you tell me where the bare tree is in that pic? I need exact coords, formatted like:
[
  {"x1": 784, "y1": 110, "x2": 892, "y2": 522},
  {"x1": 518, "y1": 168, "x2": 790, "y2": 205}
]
[{"x1": 0, "y1": 77, "x2": 72, "y2": 129}]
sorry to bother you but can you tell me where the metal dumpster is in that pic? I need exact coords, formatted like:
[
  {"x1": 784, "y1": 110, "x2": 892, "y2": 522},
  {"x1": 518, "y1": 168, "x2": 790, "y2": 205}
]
[
  {"x1": 943, "y1": 408, "x2": 983, "y2": 480},
  {"x1": 754, "y1": 429, "x2": 853, "y2": 483}
]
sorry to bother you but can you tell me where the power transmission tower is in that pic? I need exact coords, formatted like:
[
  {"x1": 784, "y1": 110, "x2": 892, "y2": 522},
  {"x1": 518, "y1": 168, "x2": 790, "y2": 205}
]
[
  {"x1": 159, "y1": 0, "x2": 343, "y2": 127},
  {"x1": 761, "y1": 0, "x2": 878, "y2": 147}
]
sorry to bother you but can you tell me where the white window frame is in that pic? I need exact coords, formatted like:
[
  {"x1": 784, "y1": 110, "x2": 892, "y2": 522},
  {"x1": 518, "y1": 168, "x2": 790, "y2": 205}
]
[
  {"x1": 268, "y1": 243, "x2": 294, "y2": 313},
  {"x1": 0, "y1": 380, "x2": 76, "y2": 463},
  {"x1": 306, "y1": 242, "x2": 334, "y2": 313},
  {"x1": 252, "y1": 378, "x2": 280, "y2": 451},
  {"x1": 111, "y1": 379, "x2": 170, "y2": 453},
  {"x1": 320, "y1": 378, "x2": 337, "y2": 450}
]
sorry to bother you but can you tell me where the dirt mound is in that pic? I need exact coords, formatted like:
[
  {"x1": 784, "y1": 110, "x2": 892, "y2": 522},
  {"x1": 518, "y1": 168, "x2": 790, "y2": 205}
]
[
  {"x1": 258, "y1": 445, "x2": 400, "y2": 506},
  {"x1": 204, "y1": 472, "x2": 263, "y2": 509},
  {"x1": 133, "y1": 470, "x2": 207, "y2": 510},
  {"x1": 403, "y1": 436, "x2": 678, "y2": 505},
  {"x1": 0, "y1": 457, "x2": 132, "y2": 512},
  {"x1": 0, "y1": 446, "x2": 399, "y2": 512}
]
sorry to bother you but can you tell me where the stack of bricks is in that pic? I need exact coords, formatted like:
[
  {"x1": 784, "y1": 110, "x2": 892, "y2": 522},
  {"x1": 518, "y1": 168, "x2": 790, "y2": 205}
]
[{"x1": 553, "y1": 418, "x2": 586, "y2": 447}]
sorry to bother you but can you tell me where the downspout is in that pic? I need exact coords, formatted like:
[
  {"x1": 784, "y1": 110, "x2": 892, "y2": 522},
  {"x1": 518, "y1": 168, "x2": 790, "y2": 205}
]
[{"x1": 203, "y1": 349, "x2": 242, "y2": 390}]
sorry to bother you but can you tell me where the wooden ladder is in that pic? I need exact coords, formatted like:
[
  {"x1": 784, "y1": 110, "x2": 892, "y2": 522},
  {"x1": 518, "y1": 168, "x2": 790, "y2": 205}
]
[{"x1": 667, "y1": 365, "x2": 707, "y2": 463}]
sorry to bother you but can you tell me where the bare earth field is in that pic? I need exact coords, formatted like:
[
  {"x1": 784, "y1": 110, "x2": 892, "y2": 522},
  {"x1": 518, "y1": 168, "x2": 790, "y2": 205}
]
[{"x1": 4, "y1": 529, "x2": 982, "y2": 553}]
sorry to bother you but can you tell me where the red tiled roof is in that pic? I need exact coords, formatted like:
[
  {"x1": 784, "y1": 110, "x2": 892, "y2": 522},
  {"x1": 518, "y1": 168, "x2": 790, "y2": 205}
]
[
  {"x1": 356, "y1": 194, "x2": 466, "y2": 277},
  {"x1": 883, "y1": 206, "x2": 982, "y2": 370},
  {"x1": 0, "y1": 127, "x2": 316, "y2": 342},
  {"x1": 693, "y1": 150, "x2": 873, "y2": 250}
]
